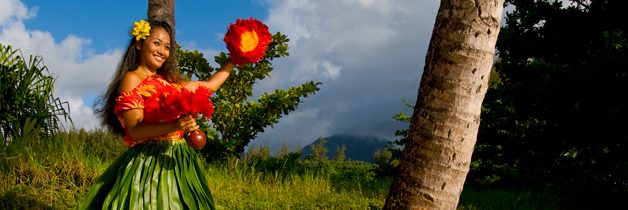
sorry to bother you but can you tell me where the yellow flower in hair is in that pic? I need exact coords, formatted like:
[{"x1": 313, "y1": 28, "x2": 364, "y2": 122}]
[{"x1": 130, "y1": 20, "x2": 151, "y2": 41}]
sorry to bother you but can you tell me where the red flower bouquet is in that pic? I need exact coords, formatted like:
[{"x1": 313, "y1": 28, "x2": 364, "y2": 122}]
[
  {"x1": 144, "y1": 86, "x2": 214, "y2": 121},
  {"x1": 144, "y1": 86, "x2": 214, "y2": 149},
  {"x1": 224, "y1": 17, "x2": 272, "y2": 65}
]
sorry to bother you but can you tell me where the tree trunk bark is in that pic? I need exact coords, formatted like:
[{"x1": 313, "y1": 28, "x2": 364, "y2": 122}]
[
  {"x1": 148, "y1": 0, "x2": 175, "y2": 32},
  {"x1": 383, "y1": 0, "x2": 504, "y2": 209}
]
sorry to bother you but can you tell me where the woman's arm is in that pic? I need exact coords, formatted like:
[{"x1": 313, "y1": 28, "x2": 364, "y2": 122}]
[
  {"x1": 123, "y1": 109, "x2": 198, "y2": 140},
  {"x1": 184, "y1": 61, "x2": 236, "y2": 92}
]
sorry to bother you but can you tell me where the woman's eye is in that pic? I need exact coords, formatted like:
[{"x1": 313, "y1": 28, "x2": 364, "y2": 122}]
[{"x1": 154, "y1": 41, "x2": 160, "y2": 46}]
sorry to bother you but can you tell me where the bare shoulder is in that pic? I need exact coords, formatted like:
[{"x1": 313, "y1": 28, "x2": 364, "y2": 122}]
[{"x1": 119, "y1": 71, "x2": 144, "y2": 92}]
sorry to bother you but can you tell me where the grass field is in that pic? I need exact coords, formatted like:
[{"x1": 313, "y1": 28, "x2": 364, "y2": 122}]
[{"x1": 0, "y1": 130, "x2": 570, "y2": 209}]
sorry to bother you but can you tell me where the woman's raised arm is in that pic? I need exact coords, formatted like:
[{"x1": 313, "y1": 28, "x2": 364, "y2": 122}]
[{"x1": 184, "y1": 61, "x2": 236, "y2": 92}]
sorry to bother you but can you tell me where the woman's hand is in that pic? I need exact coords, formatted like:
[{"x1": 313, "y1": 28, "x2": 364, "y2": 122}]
[{"x1": 177, "y1": 114, "x2": 199, "y2": 132}]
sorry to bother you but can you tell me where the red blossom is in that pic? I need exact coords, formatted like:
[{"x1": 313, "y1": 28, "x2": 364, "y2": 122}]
[
  {"x1": 144, "y1": 87, "x2": 214, "y2": 121},
  {"x1": 224, "y1": 17, "x2": 272, "y2": 65}
]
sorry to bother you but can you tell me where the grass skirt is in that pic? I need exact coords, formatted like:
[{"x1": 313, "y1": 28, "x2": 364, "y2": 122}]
[{"x1": 80, "y1": 139, "x2": 215, "y2": 210}]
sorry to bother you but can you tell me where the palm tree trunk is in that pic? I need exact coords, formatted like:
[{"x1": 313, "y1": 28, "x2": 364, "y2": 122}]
[
  {"x1": 148, "y1": 0, "x2": 175, "y2": 32},
  {"x1": 383, "y1": 0, "x2": 504, "y2": 209}
]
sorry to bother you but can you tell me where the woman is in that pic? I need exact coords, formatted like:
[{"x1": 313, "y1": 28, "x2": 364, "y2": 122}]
[{"x1": 81, "y1": 19, "x2": 234, "y2": 209}]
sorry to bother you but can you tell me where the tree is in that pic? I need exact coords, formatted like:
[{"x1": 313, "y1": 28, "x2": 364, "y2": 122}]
[
  {"x1": 308, "y1": 137, "x2": 328, "y2": 162},
  {"x1": 384, "y1": 0, "x2": 504, "y2": 209},
  {"x1": 148, "y1": 0, "x2": 175, "y2": 29},
  {"x1": 333, "y1": 144, "x2": 346, "y2": 162}
]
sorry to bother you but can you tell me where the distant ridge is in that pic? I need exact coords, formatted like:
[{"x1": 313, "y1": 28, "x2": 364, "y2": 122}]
[{"x1": 301, "y1": 134, "x2": 388, "y2": 162}]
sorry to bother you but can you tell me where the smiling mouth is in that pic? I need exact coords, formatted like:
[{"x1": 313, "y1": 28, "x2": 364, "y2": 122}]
[{"x1": 154, "y1": 55, "x2": 164, "y2": 62}]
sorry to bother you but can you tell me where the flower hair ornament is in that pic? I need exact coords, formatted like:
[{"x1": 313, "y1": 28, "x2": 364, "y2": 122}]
[{"x1": 130, "y1": 20, "x2": 151, "y2": 41}]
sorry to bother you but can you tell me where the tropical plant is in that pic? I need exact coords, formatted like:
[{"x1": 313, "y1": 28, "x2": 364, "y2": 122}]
[
  {"x1": 178, "y1": 33, "x2": 321, "y2": 160},
  {"x1": 0, "y1": 44, "x2": 72, "y2": 143}
]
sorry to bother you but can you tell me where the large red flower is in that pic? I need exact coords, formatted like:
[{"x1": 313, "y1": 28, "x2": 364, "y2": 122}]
[{"x1": 224, "y1": 17, "x2": 272, "y2": 65}]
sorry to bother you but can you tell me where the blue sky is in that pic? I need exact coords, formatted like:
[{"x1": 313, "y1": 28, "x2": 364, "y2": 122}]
[
  {"x1": 1, "y1": 0, "x2": 440, "y2": 150},
  {"x1": 22, "y1": 0, "x2": 267, "y2": 53}
]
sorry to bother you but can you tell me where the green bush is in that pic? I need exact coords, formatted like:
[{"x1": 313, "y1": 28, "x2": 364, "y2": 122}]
[{"x1": 0, "y1": 44, "x2": 71, "y2": 143}]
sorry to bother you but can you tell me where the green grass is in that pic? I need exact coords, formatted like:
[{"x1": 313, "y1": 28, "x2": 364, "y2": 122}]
[
  {"x1": 0, "y1": 130, "x2": 574, "y2": 209},
  {"x1": 206, "y1": 159, "x2": 387, "y2": 209},
  {"x1": 0, "y1": 129, "x2": 124, "y2": 209}
]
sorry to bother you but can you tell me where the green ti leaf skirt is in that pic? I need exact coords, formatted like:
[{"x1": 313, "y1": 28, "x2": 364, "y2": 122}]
[{"x1": 79, "y1": 139, "x2": 215, "y2": 210}]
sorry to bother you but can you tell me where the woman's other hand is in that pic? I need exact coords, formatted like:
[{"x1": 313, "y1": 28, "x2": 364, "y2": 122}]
[{"x1": 177, "y1": 114, "x2": 199, "y2": 132}]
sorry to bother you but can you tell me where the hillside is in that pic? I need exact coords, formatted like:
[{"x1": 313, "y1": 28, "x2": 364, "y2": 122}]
[{"x1": 301, "y1": 134, "x2": 388, "y2": 162}]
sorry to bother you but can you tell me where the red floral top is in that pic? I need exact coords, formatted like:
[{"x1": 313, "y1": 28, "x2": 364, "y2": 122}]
[{"x1": 114, "y1": 75, "x2": 185, "y2": 147}]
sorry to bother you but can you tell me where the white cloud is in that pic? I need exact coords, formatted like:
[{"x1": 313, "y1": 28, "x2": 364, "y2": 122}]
[
  {"x1": 321, "y1": 60, "x2": 340, "y2": 79},
  {"x1": 60, "y1": 95, "x2": 100, "y2": 130},
  {"x1": 264, "y1": 0, "x2": 315, "y2": 45},
  {"x1": 0, "y1": 0, "x2": 121, "y2": 131},
  {"x1": 0, "y1": 0, "x2": 34, "y2": 27}
]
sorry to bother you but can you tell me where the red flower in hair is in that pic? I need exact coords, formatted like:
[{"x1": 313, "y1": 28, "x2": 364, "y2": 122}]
[{"x1": 224, "y1": 17, "x2": 272, "y2": 65}]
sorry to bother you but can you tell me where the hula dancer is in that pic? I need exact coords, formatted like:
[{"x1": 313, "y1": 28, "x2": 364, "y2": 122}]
[{"x1": 81, "y1": 19, "x2": 235, "y2": 209}]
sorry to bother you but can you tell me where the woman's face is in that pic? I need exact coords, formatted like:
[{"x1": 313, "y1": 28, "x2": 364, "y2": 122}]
[{"x1": 137, "y1": 27, "x2": 171, "y2": 71}]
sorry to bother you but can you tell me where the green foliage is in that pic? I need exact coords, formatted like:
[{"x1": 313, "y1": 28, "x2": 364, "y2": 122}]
[
  {"x1": 275, "y1": 143, "x2": 291, "y2": 159},
  {"x1": 241, "y1": 144, "x2": 303, "y2": 174},
  {"x1": 333, "y1": 144, "x2": 346, "y2": 162},
  {"x1": 243, "y1": 144, "x2": 272, "y2": 163},
  {"x1": 0, "y1": 44, "x2": 72, "y2": 143},
  {"x1": 177, "y1": 33, "x2": 321, "y2": 160},
  {"x1": 378, "y1": 98, "x2": 413, "y2": 177},
  {"x1": 475, "y1": 0, "x2": 628, "y2": 202},
  {"x1": 308, "y1": 137, "x2": 328, "y2": 162},
  {"x1": 388, "y1": 99, "x2": 414, "y2": 159},
  {"x1": 373, "y1": 148, "x2": 399, "y2": 177}
]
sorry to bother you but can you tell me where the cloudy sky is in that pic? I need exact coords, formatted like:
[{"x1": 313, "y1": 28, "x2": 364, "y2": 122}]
[{"x1": 1, "y1": 0, "x2": 440, "y2": 149}]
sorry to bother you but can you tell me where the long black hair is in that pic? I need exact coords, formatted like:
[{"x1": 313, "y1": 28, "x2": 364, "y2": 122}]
[{"x1": 94, "y1": 19, "x2": 179, "y2": 135}]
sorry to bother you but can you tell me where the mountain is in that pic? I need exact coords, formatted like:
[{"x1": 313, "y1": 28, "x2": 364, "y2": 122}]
[{"x1": 301, "y1": 134, "x2": 389, "y2": 162}]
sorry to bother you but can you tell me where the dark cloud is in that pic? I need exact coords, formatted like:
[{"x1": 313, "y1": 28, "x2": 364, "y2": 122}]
[{"x1": 252, "y1": 0, "x2": 440, "y2": 149}]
